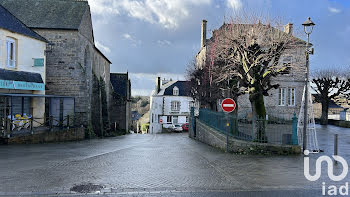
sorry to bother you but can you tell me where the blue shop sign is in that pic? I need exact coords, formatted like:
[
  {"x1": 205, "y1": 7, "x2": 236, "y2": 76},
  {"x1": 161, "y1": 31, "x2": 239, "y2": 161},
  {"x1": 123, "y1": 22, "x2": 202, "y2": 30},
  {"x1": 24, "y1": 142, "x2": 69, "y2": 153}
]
[{"x1": 0, "y1": 80, "x2": 45, "y2": 91}]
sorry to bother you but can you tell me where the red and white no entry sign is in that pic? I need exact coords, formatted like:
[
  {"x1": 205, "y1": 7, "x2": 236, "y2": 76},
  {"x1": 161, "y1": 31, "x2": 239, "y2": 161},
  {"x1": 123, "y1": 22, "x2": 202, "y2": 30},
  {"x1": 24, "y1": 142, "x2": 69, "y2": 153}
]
[{"x1": 221, "y1": 98, "x2": 236, "y2": 113}]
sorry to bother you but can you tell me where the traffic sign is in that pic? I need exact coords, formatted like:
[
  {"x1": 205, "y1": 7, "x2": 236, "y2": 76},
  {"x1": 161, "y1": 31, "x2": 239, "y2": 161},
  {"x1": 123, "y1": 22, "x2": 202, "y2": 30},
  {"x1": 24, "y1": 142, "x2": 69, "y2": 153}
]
[{"x1": 221, "y1": 98, "x2": 236, "y2": 113}]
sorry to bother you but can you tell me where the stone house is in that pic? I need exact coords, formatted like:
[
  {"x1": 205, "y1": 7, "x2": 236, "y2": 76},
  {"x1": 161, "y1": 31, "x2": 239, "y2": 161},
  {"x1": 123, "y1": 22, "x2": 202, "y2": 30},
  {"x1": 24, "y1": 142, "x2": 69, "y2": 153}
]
[
  {"x1": 110, "y1": 73, "x2": 131, "y2": 132},
  {"x1": 149, "y1": 77, "x2": 194, "y2": 133},
  {"x1": 196, "y1": 20, "x2": 307, "y2": 120},
  {"x1": 0, "y1": 0, "x2": 112, "y2": 132}
]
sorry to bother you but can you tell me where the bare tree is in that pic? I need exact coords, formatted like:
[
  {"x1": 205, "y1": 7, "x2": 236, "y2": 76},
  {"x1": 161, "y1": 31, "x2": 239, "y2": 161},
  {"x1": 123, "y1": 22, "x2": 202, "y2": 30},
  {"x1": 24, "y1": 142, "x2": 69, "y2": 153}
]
[
  {"x1": 209, "y1": 14, "x2": 305, "y2": 141},
  {"x1": 311, "y1": 68, "x2": 350, "y2": 125},
  {"x1": 187, "y1": 59, "x2": 222, "y2": 110}
]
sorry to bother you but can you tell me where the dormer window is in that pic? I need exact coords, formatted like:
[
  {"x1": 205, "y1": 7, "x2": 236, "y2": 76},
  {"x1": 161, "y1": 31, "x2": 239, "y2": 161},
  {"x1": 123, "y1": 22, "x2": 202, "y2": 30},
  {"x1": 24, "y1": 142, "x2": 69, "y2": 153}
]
[{"x1": 173, "y1": 86, "x2": 179, "y2": 96}]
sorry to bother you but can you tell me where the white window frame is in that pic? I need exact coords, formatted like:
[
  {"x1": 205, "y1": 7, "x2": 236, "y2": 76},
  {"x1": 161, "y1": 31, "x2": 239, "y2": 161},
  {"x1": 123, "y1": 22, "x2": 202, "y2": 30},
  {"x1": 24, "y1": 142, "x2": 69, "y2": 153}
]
[
  {"x1": 171, "y1": 101, "x2": 180, "y2": 111},
  {"x1": 173, "y1": 116, "x2": 178, "y2": 124},
  {"x1": 278, "y1": 88, "x2": 287, "y2": 106},
  {"x1": 167, "y1": 116, "x2": 172, "y2": 123},
  {"x1": 288, "y1": 88, "x2": 296, "y2": 106},
  {"x1": 173, "y1": 86, "x2": 179, "y2": 96},
  {"x1": 279, "y1": 87, "x2": 296, "y2": 106},
  {"x1": 6, "y1": 37, "x2": 16, "y2": 68},
  {"x1": 282, "y1": 56, "x2": 292, "y2": 74}
]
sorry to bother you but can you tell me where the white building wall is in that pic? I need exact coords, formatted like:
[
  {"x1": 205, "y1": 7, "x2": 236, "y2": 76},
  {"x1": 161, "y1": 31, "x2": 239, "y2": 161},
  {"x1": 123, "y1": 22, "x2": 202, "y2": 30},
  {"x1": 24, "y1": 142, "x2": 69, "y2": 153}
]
[
  {"x1": 0, "y1": 29, "x2": 46, "y2": 125},
  {"x1": 0, "y1": 29, "x2": 46, "y2": 84},
  {"x1": 149, "y1": 95, "x2": 163, "y2": 134},
  {"x1": 149, "y1": 94, "x2": 193, "y2": 133}
]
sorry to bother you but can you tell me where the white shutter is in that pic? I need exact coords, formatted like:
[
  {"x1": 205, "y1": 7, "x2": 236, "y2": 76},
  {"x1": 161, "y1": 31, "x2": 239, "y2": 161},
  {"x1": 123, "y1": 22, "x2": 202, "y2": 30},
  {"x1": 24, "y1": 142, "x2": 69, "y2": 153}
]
[
  {"x1": 6, "y1": 38, "x2": 15, "y2": 68},
  {"x1": 6, "y1": 40, "x2": 10, "y2": 67}
]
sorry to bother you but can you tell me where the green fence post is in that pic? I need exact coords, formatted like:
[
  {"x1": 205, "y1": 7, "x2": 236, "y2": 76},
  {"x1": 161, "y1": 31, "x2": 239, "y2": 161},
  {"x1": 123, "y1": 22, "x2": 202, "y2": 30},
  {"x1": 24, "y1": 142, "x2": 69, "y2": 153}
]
[{"x1": 292, "y1": 113, "x2": 298, "y2": 145}]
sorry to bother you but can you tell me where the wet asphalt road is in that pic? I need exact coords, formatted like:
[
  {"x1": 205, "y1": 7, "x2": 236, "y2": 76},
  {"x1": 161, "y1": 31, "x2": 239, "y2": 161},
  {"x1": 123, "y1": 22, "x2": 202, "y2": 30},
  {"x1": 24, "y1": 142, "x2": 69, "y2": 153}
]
[{"x1": 0, "y1": 125, "x2": 350, "y2": 196}]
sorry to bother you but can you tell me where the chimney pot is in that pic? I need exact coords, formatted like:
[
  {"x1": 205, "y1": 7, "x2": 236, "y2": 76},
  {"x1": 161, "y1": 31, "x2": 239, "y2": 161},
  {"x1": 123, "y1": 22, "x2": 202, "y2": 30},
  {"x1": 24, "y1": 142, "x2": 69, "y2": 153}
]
[
  {"x1": 284, "y1": 23, "x2": 293, "y2": 35},
  {"x1": 201, "y1": 19, "x2": 207, "y2": 48}
]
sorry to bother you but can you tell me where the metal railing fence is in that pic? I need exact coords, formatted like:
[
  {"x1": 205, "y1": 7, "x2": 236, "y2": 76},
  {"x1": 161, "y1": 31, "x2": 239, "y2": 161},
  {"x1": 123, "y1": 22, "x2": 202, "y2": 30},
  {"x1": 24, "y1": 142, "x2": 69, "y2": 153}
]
[
  {"x1": 198, "y1": 108, "x2": 296, "y2": 145},
  {"x1": 0, "y1": 113, "x2": 86, "y2": 138}
]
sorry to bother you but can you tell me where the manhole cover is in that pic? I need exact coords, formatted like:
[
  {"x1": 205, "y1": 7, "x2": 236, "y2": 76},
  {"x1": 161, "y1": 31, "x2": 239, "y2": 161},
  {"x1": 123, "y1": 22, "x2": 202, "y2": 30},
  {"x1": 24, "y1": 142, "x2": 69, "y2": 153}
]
[{"x1": 70, "y1": 183, "x2": 104, "y2": 193}]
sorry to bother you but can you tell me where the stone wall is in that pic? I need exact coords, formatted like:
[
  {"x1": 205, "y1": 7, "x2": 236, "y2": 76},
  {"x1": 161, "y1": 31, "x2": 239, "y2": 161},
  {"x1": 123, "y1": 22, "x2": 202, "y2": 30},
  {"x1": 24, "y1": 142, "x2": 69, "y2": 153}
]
[
  {"x1": 33, "y1": 28, "x2": 111, "y2": 129},
  {"x1": 7, "y1": 127, "x2": 85, "y2": 144},
  {"x1": 34, "y1": 29, "x2": 92, "y2": 125},
  {"x1": 190, "y1": 118, "x2": 301, "y2": 155}
]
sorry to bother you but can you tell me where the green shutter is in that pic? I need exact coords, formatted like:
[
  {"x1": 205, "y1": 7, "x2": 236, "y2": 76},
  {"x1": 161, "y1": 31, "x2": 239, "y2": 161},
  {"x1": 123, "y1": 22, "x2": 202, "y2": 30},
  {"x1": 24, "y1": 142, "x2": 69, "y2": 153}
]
[{"x1": 33, "y1": 58, "x2": 44, "y2": 67}]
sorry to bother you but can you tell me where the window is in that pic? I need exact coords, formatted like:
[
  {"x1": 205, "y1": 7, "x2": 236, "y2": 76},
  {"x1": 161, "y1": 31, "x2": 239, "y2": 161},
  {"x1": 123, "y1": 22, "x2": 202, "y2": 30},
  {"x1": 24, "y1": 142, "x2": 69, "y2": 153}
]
[
  {"x1": 288, "y1": 88, "x2": 295, "y2": 106},
  {"x1": 167, "y1": 116, "x2": 172, "y2": 123},
  {"x1": 6, "y1": 38, "x2": 16, "y2": 68},
  {"x1": 173, "y1": 86, "x2": 179, "y2": 96},
  {"x1": 173, "y1": 116, "x2": 178, "y2": 124},
  {"x1": 281, "y1": 56, "x2": 292, "y2": 74},
  {"x1": 33, "y1": 58, "x2": 44, "y2": 67},
  {"x1": 279, "y1": 87, "x2": 295, "y2": 106},
  {"x1": 171, "y1": 101, "x2": 180, "y2": 111},
  {"x1": 278, "y1": 88, "x2": 286, "y2": 106}
]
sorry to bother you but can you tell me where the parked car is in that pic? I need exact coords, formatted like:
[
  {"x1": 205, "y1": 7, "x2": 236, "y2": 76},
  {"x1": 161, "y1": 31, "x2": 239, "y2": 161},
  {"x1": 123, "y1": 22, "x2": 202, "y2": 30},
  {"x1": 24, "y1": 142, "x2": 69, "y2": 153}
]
[
  {"x1": 169, "y1": 124, "x2": 183, "y2": 132},
  {"x1": 182, "y1": 123, "x2": 189, "y2": 131}
]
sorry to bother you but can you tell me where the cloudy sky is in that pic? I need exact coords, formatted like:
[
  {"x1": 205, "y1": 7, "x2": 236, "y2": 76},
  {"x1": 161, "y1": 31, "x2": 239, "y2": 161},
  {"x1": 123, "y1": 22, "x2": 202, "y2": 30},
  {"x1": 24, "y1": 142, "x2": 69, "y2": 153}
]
[{"x1": 89, "y1": 0, "x2": 350, "y2": 96}]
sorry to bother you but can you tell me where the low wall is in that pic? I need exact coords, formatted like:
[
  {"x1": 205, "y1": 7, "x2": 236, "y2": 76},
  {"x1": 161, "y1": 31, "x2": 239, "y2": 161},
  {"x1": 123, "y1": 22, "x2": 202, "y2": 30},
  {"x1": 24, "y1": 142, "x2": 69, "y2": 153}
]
[
  {"x1": 6, "y1": 127, "x2": 85, "y2": 144},
  {"x1": 191, "y1": 118, "x2": 301, "y2": 155},
  {"x1": 328, "y1": 119, "x2": 350, "y2": 128}
]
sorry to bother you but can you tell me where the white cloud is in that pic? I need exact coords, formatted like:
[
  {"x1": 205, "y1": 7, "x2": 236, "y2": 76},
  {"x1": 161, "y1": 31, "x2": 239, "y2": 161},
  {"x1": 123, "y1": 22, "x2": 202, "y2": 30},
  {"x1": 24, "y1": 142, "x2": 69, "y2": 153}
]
[
  {"x1": 328, "y1": 7, "x2": 341, "y2": 13},
  {"x1": 123, "y1": 33, "x2": 132, "y2": 39},
  {"x1": 157, "y1": 40, "x2": 172, "y2": 46},
  {"x1": 95, "y1": 41, "x2": 111, "y2": 54},
  {"x1": 89, "y1": 0, "x2": 119, "y2": 15},
  {"x1": 227, "y1": 0, "x2": 242, "y2": 11},
  {"x1": 130, "y1": 72, "x2": 185, "y2": 96},
  {"x1": 132, "y1": 89, "x2": 153, "y2": 96},
  {"x1": 89, "y1": 0, "x2": 211, "y2": 29},
  {"x1": 122, "y1": 33, "x2": 142, "y2": 46}
]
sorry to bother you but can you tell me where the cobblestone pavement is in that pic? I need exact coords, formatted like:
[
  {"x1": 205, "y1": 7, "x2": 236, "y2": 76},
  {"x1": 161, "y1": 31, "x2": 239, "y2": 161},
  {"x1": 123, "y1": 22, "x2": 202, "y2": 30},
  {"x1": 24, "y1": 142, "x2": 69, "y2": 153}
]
[{"x1": 0, "y1": 125, "x2": 349, "y2": 196}]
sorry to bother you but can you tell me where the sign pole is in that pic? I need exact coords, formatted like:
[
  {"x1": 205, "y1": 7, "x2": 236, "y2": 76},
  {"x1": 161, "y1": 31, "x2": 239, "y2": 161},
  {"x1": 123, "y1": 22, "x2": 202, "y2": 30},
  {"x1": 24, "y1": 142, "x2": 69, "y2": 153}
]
[
  {"x1": 221, "y1": 98, "x2": 236, "y2": 153},
  {"x1": 226, "y1": 112, "x2": 229, "y2": 152}
]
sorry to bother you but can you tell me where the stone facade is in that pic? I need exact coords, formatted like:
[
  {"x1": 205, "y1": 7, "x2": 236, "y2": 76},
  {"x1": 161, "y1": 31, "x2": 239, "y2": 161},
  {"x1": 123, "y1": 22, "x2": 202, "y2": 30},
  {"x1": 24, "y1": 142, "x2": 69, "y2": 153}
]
[
  {"x1": 32, "y1": 8, "x2": 111, "y2": 128},
  {"x1": 7, "y1": 127, "x2": 85, "y2": 144},
  {"x1": 195, "y1": 20, "x2": 307, "y2": 120},
  {"x1": 110, "y1": 73, "x2": 131, "y2": 131}
]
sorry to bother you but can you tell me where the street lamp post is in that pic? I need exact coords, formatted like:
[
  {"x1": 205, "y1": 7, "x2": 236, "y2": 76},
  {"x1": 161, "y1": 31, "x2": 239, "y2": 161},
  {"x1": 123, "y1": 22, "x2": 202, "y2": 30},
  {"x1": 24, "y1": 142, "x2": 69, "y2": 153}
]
[{"x1": 302, "y1": 17, "x2": 315, "y2": 151}]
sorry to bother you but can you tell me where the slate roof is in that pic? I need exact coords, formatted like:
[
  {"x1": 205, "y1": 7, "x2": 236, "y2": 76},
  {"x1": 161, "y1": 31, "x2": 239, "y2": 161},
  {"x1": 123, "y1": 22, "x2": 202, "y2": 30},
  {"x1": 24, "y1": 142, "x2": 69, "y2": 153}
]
[
  {"x1": 110, "y1": 73, "x2": 128, "y2": 98},
  {"x1": 163, "y1": 81, "x2": 191, "y2": 96},
  {"x1": 0, "y1": 69, "x2": 44, "y2": 83},
  {"x1": 94, "y1": 46, "x2": 112, "y2": 64},
  {"x1": 329, "y1": 100, "x2": 344, "y2": 109},
  {"x1": 0, "y1": 4, "x2": 47, "y2": 42},
  {"x1": 0, "y1": 0, "x2": 89, "y2": 29}
]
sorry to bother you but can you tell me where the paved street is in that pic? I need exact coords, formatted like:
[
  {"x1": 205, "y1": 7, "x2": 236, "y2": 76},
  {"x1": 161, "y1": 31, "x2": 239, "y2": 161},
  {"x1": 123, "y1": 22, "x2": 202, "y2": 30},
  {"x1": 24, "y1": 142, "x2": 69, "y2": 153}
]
[{"x1": 0, "y1": 125, "x2": 350, "y2": 196}]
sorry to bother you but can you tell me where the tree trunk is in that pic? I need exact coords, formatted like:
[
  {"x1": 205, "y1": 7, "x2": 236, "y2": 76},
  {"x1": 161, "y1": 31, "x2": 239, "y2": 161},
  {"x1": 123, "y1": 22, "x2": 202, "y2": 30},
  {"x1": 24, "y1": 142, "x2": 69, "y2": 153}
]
[
  {"x1": 249, "y1": 93, "x2": 267, "y2": 143},
  {"x1": 320, "y1": 100, "x2": 329, "y2": 125}
]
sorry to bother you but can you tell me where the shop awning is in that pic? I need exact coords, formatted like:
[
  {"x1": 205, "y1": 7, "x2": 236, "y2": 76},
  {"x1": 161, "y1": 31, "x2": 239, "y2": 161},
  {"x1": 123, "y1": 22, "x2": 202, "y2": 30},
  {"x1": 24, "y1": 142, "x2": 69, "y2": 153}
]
[{"x1": 0, "y1": 69, "x2": 45, "y2": 91}]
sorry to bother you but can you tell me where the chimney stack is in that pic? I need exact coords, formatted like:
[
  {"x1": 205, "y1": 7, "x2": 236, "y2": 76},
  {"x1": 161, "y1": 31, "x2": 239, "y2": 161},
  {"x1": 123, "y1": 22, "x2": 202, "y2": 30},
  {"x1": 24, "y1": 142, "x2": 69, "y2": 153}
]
[
  {"x1": 284, "y1": 23, "x2": 293, "y2": 35},
  {"x1": 201, "y1": 20, "x2": 207, "y2": 48},
  {"x1": 155, "y1": 77, "x2": 161, "y2": 93}
]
